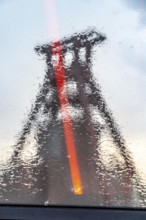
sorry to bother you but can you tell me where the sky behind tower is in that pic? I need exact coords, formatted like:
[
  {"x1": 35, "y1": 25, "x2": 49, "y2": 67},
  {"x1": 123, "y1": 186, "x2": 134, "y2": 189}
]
[{"x1": 0, "y1": 0, "x2": 146, "y2": 172}]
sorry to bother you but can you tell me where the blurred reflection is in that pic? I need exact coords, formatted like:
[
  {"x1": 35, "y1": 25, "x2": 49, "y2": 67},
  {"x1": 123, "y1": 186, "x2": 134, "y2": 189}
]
[{"x1": 0, "y1": 29, "x2": 146, "y2": 207}]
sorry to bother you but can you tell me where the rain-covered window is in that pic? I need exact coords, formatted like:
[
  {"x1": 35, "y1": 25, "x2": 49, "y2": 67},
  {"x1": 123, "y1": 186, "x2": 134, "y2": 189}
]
[{"x1": 0, "y1": 0, "x2": 146, "y2": 207}]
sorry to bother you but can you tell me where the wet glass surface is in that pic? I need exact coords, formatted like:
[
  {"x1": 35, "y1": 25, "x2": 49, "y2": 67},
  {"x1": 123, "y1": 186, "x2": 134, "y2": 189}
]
[{"x1": 0, "y1": 0, "x2": 146, "y2": 207}]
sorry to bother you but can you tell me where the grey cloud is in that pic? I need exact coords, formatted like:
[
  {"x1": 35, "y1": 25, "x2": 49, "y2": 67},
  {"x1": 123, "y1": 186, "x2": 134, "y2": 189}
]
[{"x1": 123, "y1": 0, "x2": 146, "y2": 24}]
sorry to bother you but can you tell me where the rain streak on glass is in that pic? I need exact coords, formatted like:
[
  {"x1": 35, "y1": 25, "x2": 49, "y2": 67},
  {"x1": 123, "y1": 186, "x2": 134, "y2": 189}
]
[
  {"x1": 0, "y1": 0, "x2": 146, "y2": 208},
  {"x1": 0, "y1": 29, "x2": 145, "y2": 207}
]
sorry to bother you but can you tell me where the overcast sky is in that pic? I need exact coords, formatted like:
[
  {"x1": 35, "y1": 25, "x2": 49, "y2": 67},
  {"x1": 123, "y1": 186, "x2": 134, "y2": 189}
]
[{"x1": 0, "y1": 0, "x2": 146, "y2": 167}]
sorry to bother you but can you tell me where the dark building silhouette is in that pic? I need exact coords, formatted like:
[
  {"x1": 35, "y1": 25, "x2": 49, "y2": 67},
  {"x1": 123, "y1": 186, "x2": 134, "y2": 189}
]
[{"x1": 0, "y1": 29, "x2": 144, "y2": 206}]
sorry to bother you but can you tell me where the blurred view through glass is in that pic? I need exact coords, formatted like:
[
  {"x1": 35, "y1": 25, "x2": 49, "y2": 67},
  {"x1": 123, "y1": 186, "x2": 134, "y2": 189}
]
[{"x1": 0, "y1": 0, "x2": 146, "y2": 207}]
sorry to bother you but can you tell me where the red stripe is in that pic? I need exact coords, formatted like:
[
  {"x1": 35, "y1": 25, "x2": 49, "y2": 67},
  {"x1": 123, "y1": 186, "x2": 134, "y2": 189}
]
[{"x1": 52, "y1": 42, "x2": 83, "y2": 195}]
